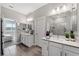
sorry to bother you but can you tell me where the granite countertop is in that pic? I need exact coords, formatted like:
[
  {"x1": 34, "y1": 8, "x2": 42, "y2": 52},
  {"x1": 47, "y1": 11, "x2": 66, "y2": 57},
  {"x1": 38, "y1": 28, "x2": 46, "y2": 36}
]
[{"x1": 42, "y1": 36, "x2": 79, "y2": 48}]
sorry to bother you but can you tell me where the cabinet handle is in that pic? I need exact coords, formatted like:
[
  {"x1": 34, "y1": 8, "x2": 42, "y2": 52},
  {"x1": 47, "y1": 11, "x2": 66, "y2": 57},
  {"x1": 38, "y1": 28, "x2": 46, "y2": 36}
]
[
  {"x1": 47, "y1": 47, "x2": 48, "y2": 51},
  {"x1": 60, "y1": 51, "x2": 62, "y2": 56},
  {"x1": 65, "y1": 53, "x2": 67, "y2": 56}
]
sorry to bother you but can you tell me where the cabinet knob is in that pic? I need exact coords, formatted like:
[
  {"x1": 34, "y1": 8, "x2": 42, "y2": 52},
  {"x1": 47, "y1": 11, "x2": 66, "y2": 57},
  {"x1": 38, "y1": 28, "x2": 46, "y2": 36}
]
[
  {"x1": 65, "y1": 53, "x2": 67, "y2": 56},
  {"x1": 60, "y1": 51, "x2": 62, "y2": 56}
]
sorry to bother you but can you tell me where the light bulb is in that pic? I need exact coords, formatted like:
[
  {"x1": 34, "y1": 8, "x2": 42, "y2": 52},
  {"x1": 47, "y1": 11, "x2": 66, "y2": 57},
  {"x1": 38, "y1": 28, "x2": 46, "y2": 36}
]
[
  {"x1": 56, "y1": 7, "x2": 60, "y2": 14},
  {"x1": 27, "y1": 18, "x2": 33, "y2": 22},
  {"x1": 62, "y1": 5, "x2": 67, "y2": 12},
  {"x1": 52, "y1": 9, "x2": 56, "y2": 15},
  {"x1": 57, "y1": 7, "x2": 60, "y2": 12}
]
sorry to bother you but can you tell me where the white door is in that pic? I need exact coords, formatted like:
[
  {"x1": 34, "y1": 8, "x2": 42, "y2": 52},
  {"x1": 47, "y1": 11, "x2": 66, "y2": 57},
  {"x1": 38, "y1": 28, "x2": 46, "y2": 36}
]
[
  {"x1": 49, "y1": 45, "x2": 62, "y2": 56},
  {"x1": 64, "y1": 50, "x2": 79, "y2": 56},
  {"x1": 34, "y1": 17, "x2": 46, "y2": 46}
]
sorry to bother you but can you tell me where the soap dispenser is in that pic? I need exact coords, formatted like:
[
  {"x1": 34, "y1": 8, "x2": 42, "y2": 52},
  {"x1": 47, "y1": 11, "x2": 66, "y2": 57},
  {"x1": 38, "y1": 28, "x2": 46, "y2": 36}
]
[
  {"x1": 70, "y1": 30, "x2": 75, "y2": 42},
  {"x1": 46, "y1": 31, "x2": 50, "y2": 39}
]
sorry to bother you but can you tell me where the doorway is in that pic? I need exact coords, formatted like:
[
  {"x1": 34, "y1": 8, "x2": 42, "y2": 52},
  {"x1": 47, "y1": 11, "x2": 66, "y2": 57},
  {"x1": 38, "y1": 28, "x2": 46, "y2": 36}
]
[{"x1": 2, "y1": 18, "x2": 17, "y2": 50}]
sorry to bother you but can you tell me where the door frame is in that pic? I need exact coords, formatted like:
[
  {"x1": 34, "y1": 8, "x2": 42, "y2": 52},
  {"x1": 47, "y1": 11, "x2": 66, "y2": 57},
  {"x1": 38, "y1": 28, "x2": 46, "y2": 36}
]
[
  {"x1": 1, "y1": 17, "x2": 17, "y2": 55},
  {"x1": 1, "y1": 18, "x2": 4, "y2": 55}
]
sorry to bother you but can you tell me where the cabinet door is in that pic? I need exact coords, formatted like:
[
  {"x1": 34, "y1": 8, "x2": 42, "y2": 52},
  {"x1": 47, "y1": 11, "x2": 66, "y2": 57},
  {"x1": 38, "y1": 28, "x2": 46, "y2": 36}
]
[
  {"x1": 28, "y1": 35, "x2": 33, "y2": 47},
  {"x1": 24, "y1": 35, "x2": 28, "y2": 46},
  {"x1": 65, "y1": 50, "x2": 79, "y2": 56},
  {"x1": 21, "y1": 35, "x2": 23, "y2": 42},
  {"x1": 49, "y1": 45, "x2": 62, "y2": 56},
  {"x1": 41, "y1": 41, "x2": 48, "y2": 56},
  {"x1": 21, "y1": 35, "x2": 25, "y2": 44}
]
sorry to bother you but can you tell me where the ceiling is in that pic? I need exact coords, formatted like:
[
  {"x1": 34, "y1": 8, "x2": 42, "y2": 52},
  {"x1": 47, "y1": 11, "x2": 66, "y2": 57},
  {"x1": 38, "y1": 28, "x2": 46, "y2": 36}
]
[{"x1": 1, "y1": 3, "x2": 47, "y2": 15}]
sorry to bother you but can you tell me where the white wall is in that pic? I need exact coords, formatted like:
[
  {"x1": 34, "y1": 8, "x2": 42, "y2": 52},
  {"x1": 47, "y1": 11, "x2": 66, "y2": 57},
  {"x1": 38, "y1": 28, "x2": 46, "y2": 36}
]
[
  {"x1": 1, "y1": 7, "x2": 26, "y2": 23},
  {"x1": 26, "y1": 3, "x2": 69, "y2": 19}
]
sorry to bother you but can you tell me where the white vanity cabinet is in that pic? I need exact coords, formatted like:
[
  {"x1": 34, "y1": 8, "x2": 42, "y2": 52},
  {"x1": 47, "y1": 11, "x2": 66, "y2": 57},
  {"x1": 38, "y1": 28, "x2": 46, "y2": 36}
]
[
  {"x1": 41, "y1": 40, "x2": 48, "y2": 56},
  {"x1": 63, "y1": 50, "x2": 79, "y2": 56},
  {"x1": 21, "y1": 35, "x2": 26, "y2": 45},
  {"x1": 63, "y1": 45, "x2": 79, "y2": 56},
  {"x1": 49, "y1": 41, "x2": 63, "y2": 56},
  {"x1": 42, "y1": 38, "x2": 79, "y2": 56},
  {"x1": 48, "y1": 42, "x2": 79, "y2": 56},
  {"x1": 48, "y1": 41, "x2": 79, "y2": 56},
  {"x1": 27, "y1": 35, "x2": 34, "y2": 47},
  {"x1": 21, "y1": 35, "x2": 28, "y2": 46},
  {"x1": 21, "y1": 33, "x2": 34, "y2": 47}
]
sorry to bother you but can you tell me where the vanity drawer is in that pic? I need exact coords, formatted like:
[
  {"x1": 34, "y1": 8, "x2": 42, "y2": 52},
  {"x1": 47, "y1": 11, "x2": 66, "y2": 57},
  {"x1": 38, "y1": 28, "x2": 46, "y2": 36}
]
[
  {"x1": 64, "y1": 45, "x2": 79, "y2": 54},
  {"x1": 49, "y1": 41, "x2": 62, "y2": 48}
]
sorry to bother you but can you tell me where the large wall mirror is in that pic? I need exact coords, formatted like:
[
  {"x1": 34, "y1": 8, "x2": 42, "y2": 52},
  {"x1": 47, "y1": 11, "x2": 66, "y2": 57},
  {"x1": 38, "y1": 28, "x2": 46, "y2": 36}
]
[{"x1": 46, "y1": 4, "x2": 77, "y2": 36}]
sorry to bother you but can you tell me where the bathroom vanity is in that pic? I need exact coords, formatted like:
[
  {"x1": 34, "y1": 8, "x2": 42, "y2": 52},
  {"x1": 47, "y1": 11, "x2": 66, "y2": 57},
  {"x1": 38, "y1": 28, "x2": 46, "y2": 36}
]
[
  {"x1": 40, "y1": 4, "x2": 79, "y2": 56},
  {"x1": 41, "y1": 36, "x2": 79, "y2": 56},
  {"x1": 19, "y1": 23, "x2": 34, "y2": 47},
  {"x1": 21, "y1": 32, "x2": 34, "y2": 47}
]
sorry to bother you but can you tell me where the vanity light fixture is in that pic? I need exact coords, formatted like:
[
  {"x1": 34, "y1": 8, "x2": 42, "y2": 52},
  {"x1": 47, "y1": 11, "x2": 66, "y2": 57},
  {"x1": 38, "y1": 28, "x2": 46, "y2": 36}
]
[
  {"x1": 71, "y1": 4, "x2": 77, "y2": 11},
  {"x1": 56, "y1": 7, "x2": 60, "y2": 14},
  {"x1": 52, "y1": 9, "x2": 56, "y2": 15},
  {"x1": 51, "y1": 4, "x2": 72, "y2": 15},
  {"x1": 62, "y1": 5, "x2": 67, "y2": 12},
  {"x1": 27, "y1": 18, "x2": 33, "y2": 22},
  {"x1": 56, "y1": 7, "x2": 60, "y2": 12}
]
